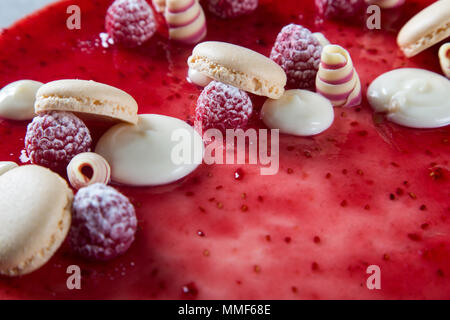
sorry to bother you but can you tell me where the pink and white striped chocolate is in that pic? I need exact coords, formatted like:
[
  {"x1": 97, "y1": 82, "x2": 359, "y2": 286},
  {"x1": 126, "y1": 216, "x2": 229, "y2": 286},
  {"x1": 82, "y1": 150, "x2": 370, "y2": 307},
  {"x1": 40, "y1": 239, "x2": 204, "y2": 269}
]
[
  {"x1": 366, "y1": 0, "x2": 405, "y2": 9},
  {"x1": 316, "y1": 45, "x2": 362, "y2": 108},
  {"x1": 165, "y1": 0, "x2": 207, "y2": 44}
]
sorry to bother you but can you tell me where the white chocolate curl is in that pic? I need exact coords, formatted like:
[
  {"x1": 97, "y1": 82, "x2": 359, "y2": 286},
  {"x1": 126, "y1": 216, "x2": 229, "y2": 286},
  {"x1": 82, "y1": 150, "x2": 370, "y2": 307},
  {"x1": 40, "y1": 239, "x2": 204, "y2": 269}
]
[
  {"x1": 316, "y1": 45, "x2": 362, "y2": 108},
  {"x1": 67, "y1": 152, "x2": 111, "y2": 190},
  {"x1": 165, "y1": 0, "x2": 207, "y2": 44},
  {"x1": 439, "y1": 43, "x2": 450, "y2": 78},
  {"x1": 365, "y1": 0, "x2": 405, "y2": 9}
]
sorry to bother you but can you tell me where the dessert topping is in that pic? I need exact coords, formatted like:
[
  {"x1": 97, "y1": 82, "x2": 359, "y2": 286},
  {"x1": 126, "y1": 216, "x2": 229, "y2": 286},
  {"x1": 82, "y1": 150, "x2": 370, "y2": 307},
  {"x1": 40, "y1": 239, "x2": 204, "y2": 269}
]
[
  {"x1": 25, "y1": 111, "x2": 92, "y2": 172},
  {"x1": 0, "y1": 161, "x2": 18, "y2": 176},
  {"x1": 316, "y1": 44, "x2": 362, "y2": 107},
  {"x1": 67, "y1": 152, "x2": 111, "y2": 190},
  {"x1": 439, "y1": 43, "x2": 450, "y2": 78},
  {"x1": 69, "y1": 183, "x2": 137, "y2": 261},
  {"x1": 261, "y1": 89, "x2": 334, "y2": 136},
  {"x1": 270, "y1": 24, "x2": 323, "y2": 90},
  {"x1": 96, "y1": 114, "x2": 204, "y2": 186},
  {"x1": 105, "y1": 0, "x2": 157, "y2": 47},
  {"x1": 195, "y1": 80, "x2": 253, "y2": 133},
  {"x1": 0, "y1": 80, "x2": 43, "y2": 121},
  {"x1": 165, "y1": 0, "x2": 207, "y2": 44},
  {"x1": 367, "y1": 68, "x2": 450, "y2": 128},
  {"x1": 207, "y1": 0, "x2": 258, "y2": 19}
]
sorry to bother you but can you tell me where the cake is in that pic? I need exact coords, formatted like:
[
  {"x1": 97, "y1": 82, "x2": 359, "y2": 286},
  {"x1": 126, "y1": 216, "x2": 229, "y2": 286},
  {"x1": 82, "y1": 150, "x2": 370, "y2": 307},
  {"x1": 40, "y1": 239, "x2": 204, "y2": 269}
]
[{"x1": 0, "y1": 0, "x2": 449, "y2": 300}]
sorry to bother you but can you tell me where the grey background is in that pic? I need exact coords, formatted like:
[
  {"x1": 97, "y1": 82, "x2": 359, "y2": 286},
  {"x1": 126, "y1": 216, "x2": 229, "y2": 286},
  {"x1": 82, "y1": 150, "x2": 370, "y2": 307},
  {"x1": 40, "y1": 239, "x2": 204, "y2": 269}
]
[{"x1": 0, "y1": 0, "x2": 55, "y2": 28}]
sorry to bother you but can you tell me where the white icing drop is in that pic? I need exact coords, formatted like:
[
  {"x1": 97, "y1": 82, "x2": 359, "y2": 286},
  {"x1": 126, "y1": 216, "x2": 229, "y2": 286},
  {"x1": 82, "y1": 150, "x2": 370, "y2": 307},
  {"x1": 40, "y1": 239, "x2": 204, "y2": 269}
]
[
  {"x1": 367, "y1": 68, "x2": 450, "y2": 128},
  {"x1": 261, "y1": 89, "x2": 334, "y2": 136}
]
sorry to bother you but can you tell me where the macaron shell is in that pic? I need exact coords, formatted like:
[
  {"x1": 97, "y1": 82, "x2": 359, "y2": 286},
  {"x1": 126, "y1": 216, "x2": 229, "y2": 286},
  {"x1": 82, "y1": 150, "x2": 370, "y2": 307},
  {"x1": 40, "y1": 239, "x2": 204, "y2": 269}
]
[
  {"x1": 0, "y1": 165, "x2": 73, "y2": 276},
  {"x1": 35, "y1": 79, "x2": 139, "y2": 124},
  {"x1": 188, "y1": 41, "x2": 287, "y2": 99},
  {"x1": 397, "y1": 0, "x2": 450, "y2": 57}
]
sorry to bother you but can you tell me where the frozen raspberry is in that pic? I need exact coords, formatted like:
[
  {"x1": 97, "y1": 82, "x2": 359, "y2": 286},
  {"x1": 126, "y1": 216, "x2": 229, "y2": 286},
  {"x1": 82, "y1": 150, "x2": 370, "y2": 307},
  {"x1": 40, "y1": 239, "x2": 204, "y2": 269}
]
[
  {"x1": 270, "y1": 24, "x2": 322, "y2": 90},
  {"x1": 315, "y1": 0, "x2": 367, "y2": 20},
  {"x1": 69, "y1": 183, "x2": 138, "y2": 261},
  {"x1": 207, "y1": 0, "x2": 258, "y2": 19},
  {"x1": 25, "y1": 111, "x2": 92, "y2": 172},
  {"x1": 105, "y1": 0, "x2": 157, "y2": 47},
  {"x1": 195, "y1": 81, "x2": 253, "y2": 133}
]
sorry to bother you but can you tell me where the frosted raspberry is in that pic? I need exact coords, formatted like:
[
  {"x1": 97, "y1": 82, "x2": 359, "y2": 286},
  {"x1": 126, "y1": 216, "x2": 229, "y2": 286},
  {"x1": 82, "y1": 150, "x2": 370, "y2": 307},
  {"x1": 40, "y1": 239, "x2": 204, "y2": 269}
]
[
  {"x1": 195, "y1": 81, "x2": 253, "y2": 132},
  {"x1": 25, "y1": 111, "x2": 92, "y2": 172},
  {"x1": 270, "y1": 24, "x2": 322, "y2": 90},
  {"x1": 69, "y1": 183, "x2": 138, "y2": 261},
  {"x1": 207, "y1": 0, "x2": 258, "y2": 19},
  {"x1": 315, "y1": 0, "x2": 367, "y2": 20},
  {"x1": 105, "y1": 0, "x2": 157, "y2": 47}
]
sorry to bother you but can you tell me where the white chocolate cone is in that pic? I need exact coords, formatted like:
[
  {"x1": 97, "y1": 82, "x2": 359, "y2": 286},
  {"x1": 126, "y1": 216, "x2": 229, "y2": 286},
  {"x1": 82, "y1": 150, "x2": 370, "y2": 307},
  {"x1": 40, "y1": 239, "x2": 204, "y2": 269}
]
[
  {"x1": 165, "y1": 0, "x2": 207, "y2": 44},
  {"x1": 316, "y1": 45, "x2": 362, "y2": 108}
]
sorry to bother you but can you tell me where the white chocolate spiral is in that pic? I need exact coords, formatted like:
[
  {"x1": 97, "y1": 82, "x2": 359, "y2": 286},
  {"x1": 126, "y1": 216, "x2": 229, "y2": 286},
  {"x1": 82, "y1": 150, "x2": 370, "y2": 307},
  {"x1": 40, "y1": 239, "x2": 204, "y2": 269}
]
[
  {"x1": 165, "y1": 0, "x2": 207, "y2": 44},
  {"x1": 316, "y1": 45, "x2": 362, "y2": 108},
  {"x1": 366, "y1": 0, "x2": 405, "y2": 9},
  {"x1": 67, "y1": 152, "x2": 111, "y2": 190},
  {"x1": 439, "y1": 43, "x2": 450, "y2": 78}
]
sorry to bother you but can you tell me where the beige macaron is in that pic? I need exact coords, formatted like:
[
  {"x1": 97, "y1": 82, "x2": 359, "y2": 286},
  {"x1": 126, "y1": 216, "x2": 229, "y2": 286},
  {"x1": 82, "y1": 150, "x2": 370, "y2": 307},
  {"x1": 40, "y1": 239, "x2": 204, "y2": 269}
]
[
  {"x1": 188, "y1": 41, "x2": 287, "y2": 99},
  {"x1": 397, "y1": 0, "x2": 450, "y2": 58},
  {"x1": 0, "y1": 165, "x2": 73, "y2": 276},
  {"x1": 35, "y1": 79, "x2": 139, "y2": 124}
]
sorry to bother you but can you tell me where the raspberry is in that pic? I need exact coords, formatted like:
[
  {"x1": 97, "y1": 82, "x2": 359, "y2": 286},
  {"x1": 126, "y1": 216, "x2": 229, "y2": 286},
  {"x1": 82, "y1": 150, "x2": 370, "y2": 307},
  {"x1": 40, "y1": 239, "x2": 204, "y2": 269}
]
[
  {"x1": 270, "y1": 24, "x2": 322, "y2": 90},
  {"x1": 207, "y1": 0, "x2": 258, "y2": 19},
  {"x1": 195, "y1": 81, "x2": 253, "y2": 133},
  {"x1": 105, "y1": 0, "x2": 157, "y2": 47},
  {"x1": 69, "y1": 183, "x2": 138, "y2": 261},
  {"x1": 25, "y1": 111, "x2": 92, "y2": 172},
  {"x1": 315, "y1": 0, "x2": 367, "y2": 20}
]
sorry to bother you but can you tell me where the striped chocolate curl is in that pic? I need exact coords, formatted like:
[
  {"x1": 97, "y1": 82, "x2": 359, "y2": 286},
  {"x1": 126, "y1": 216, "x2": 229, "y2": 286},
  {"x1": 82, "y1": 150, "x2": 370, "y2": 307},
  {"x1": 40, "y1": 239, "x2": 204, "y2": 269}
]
[
  {"x1": 316, "y1": 45, "x2": 362, "y2": 108},
  {"x1": 165, "y1": 0, "x2": 207, "y2": 44}
]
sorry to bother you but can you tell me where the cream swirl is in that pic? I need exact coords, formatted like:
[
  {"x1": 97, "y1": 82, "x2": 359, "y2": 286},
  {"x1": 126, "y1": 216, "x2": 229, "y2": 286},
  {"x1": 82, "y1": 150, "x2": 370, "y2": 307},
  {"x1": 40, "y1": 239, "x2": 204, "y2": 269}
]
[
  {"x1": 316, "y1": 45, "x2": 362, "y2": 108},
  {"x1": 165, "y1": 0, "x2": 207, "y2": 44}
]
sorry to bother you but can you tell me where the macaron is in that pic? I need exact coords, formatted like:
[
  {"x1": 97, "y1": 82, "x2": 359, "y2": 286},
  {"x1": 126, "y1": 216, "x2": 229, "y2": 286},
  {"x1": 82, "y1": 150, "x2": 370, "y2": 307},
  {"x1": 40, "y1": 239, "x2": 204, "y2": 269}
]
[
  {"x1": 0, "y1": 165, "x2": 73, "y2": 276},
  {"x1": 35, "y1": 79, "x2": 139, "y2": 124},
  {"x1": 397, "y1": 0, "x2": 450, "y2": 58},
  {"x1": 188, "y1": 41, "x2": 287, "y2": 99}
]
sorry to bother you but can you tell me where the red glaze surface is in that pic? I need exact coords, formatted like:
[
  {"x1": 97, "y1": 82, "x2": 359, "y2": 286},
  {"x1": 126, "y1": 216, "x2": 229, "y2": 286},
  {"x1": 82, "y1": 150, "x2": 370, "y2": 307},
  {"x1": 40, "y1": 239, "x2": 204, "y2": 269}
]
[{"x1": 0, "y1": 0, "x2": 449, "y2": 299}]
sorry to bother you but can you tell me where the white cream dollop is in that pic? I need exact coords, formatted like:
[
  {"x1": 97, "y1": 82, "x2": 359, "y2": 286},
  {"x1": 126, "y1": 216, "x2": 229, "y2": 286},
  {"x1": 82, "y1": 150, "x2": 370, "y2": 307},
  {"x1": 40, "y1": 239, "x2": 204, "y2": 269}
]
[
  {"x1": 0, "y1": 80, "x2": 43, "y2": 120},
  {"x1": 367, "y1": 68, "x2": 450, "y2": 128},
  {"x1": 0, "y1": 161, "x2": 18, "y2": 176},
  {"x1": 261, "y1": 89, "x2": 334, "y2": 136},
  {"x1": 188, "y1": 68, "x2": 212, "y2": 87},
  {"x1": 95, "y1": 114, "x2": 204, "y2": 187}
]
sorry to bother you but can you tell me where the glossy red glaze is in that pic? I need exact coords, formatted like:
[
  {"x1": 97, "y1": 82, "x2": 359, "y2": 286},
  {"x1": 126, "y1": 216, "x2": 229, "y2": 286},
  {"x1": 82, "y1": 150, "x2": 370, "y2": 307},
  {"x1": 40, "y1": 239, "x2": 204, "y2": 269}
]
[{"x1": 0, "y1": 0, "x2": 449, "y2": 299}]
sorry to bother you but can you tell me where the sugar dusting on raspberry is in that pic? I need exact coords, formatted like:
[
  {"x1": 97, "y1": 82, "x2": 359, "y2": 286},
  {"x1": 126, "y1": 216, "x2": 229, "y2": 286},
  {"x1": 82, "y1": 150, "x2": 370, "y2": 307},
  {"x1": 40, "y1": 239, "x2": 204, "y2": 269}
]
[
  {"x1": 315, "y1": 0, "x2": 367, "y2": 20},
  {"x1": 195, "y1": 81, "x2": 253, "y2": 133},
  {"x1": 69, "y1": 183, "x2": 138, "y2": 261},
  {"x1": 270, "y1": 24, "x2": 322, "y2": 90},
  {"x1": 25, "y1": 111, "x2": 92, "y2": 172},
  {"x1": 105, "y1": 0, "x2": 157, "y2": 47},
  {"x1": 208, "y1": 0, "x2": 258, "y2": 19}
]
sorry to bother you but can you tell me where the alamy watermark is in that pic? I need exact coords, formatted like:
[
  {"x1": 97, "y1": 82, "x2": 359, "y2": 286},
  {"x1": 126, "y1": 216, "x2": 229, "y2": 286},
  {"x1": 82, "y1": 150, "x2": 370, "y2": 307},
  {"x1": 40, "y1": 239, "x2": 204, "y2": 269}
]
[{"x1": 171, "y1": 128, "x2": 280, "y2": 176}]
